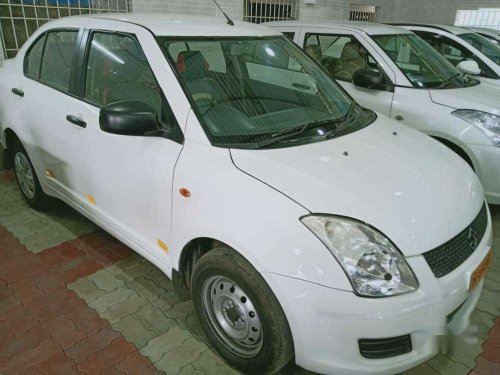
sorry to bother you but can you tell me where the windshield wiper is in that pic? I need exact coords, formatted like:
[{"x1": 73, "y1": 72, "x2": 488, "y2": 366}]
[
  {"x1": 254, "y1": 102, "x2": 358, "y2": 148},
  {"x1": 436, "y1": 72, "x2": 463, "y2": 89}
]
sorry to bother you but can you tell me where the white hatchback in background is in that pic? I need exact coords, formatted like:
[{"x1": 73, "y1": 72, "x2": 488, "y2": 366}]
[
  {"x1": 394, "y1": 24, "x2": 500, "y2": 86},
  {"x1": 267, "y1": 21, "x2": 500, "y2": 204},
  {"x1": 0, "y1": 14, "x2": 494, "y2": 375}
]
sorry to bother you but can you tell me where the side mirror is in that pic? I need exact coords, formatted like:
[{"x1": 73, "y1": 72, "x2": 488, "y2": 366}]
[
  {"x1": 352, "y1": 68, "x2": 392, "y2": 91},
  {"x1": 456, "y1": 60, "x2": 481, "y2": 75},
  {"x1": 99, "y1": 101, "x2": 160, "y2": 136}
]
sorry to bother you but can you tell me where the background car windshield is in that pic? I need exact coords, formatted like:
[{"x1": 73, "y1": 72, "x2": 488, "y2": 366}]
[
  {"x1": 373, "y1": 34, "x2": 469, "y2": 89},
  {"x1": 459, "y1": 33, "x2": 500, "y2": 65},
  {"x1": 160, "y1": 36, "x2": 367, "y2": 148}
]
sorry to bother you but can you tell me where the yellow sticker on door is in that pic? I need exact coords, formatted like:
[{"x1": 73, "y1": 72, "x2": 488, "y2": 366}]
[
  {"x1": 157, "y1": 239, "x2": 169, "y2": 253},
  {"x1": 85, "y1": 194, "x2": 96, "y2": 205}
]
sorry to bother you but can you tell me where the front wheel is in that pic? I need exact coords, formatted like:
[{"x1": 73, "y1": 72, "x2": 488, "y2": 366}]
[{"x1": 192, "y1": 247, "x2": 294, "y2": 374}]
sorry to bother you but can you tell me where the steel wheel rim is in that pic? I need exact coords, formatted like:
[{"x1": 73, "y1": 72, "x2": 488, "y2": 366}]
[
  {"x1": 14, "y1": 152, "x2": 36, "y2": 200},
  {"x1": 202, "y1": 275, "x2": 263, "y2": 358}
]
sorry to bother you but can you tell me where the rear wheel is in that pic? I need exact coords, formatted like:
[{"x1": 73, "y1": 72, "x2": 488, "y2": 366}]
[
  {"x1": 192, "y1": 247, "x2": 294, "y2": 374},
  {"x1": 12, "y1": 141, "x2": 50, "y2": 210}
]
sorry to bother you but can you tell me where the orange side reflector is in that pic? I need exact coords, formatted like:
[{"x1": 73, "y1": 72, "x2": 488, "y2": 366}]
[
  {"x1": 157, "y1": 239, "x2": 169, "y2": 253},
  {"x1": 179, "y1": 188, "x2": 191, "y2": 198},
  {"x1": 45, "y1": 169, "x2": 55, "y2": 178},
  {"x1": 85, "y1": 194, "x2": 96, "y2": 205}
]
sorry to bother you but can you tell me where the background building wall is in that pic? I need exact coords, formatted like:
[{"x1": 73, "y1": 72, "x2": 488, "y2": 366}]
[
  {"x1": 368, "y1": 0, "x2": 500, "y2": 24},
  {"x1": 131, "y1": 0, "x2": 352, "y2": 22}
]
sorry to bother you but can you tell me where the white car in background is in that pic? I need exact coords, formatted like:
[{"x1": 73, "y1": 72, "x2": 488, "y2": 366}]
[
  {"x1": 0, "y1": 14, "x2": 493, "y2": 375},
  {"x1": 467, "y1": 27, "x2": 500, "y2": 44},
  {"x1": 267, "y1": 21, "x2": 500, "y2": 204},
  {"x1": 394, "y1": 24, "x2": 500, "y2": 86}
]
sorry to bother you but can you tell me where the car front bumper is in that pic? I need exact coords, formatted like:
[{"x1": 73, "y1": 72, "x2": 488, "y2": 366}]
[{"x1": 264, "y1": 216, "x2": 492, "y2": 375}]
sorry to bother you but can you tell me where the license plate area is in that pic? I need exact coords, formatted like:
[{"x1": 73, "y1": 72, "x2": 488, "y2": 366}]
[{"x1": 469, "y1": 250, "x2": 493, "y2": 291}]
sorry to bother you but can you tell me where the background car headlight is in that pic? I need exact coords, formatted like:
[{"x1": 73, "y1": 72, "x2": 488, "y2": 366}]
[
  {"x1": 301, "y1": 215, "x2": 419, "y2": 297},
  {"x1": 452, "y1": 109, "x2": 500, "y2": 146}
]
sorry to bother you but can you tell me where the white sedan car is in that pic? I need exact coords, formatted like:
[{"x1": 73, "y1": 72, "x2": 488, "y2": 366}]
[
  {"x1": 395, "y1": 24, "x2": 500, "y2": 87},
  {"x1": 0, "y1": 14, "x2": 493, "y2": 375},
  {"x1": 267, "y1": 21, "x2": 500, "y2": 205}
]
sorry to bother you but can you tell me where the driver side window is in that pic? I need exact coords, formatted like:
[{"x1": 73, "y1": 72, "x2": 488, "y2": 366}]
[
  {"x1": 304, "y1": 33, "x2": 380, "y2": 82},
  {"x1": 84, "y1": 32, "x2": 179, "y2": 130}
]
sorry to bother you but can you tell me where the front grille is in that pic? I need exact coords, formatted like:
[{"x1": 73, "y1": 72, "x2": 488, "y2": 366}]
[
  {"x1": 423, "y1": 203, "x2": 488, "y2": 278},
  {"x1": 359, "y1": 335, "x2": 412, "y2": 359}
]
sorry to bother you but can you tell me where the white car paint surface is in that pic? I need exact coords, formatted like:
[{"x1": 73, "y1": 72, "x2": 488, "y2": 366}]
[
  {"x1": 0, "y1": 14, "x2": 493, "y2": 375},
  {"x1": 267, "y1": 21, "x2": 500, "y2": 205}
]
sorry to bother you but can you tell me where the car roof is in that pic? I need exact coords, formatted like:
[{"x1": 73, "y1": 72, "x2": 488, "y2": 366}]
[
  {"x1": 467, "y1": 27, "x2": 500, "y2": 36},
  {"x1": 43, "y1": 13, "x2": 281, "y2": 37},
  {"x1": 390, "y1": 23, "x2": 471, "y2": 35},
  {"x1": 264, "y1": 20, "x2": 412, "y2": 35}
]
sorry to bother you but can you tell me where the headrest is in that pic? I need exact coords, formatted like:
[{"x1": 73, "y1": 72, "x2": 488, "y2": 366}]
[
  {"x1": 177, "y1": 51, "x2": 209, "y2": 80},
  {"x1": 305, "y1": 45, "x2": 322, "y2": 60},
  {"x1": 341, "y1": 42, "x2": 362, "y2": 61}
]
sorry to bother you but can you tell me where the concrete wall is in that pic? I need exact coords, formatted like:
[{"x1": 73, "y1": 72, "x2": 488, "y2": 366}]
[
  {"x1": 131, "y1": 0, "x2": 351, "y2": 22},
  {"x1": 369, "y1": 0, "x2": 500, "y2": 24}
]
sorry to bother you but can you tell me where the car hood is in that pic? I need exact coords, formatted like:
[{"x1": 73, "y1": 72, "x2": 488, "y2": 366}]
[
  {"x1": 231, "y1": 118, "x2": 484, "y2": 256},
  {"x1": 429, "y1": 83, "x2": 500, "y2": 115}
]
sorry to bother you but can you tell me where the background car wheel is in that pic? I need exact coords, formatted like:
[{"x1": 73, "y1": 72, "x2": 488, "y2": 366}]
[
  {"x1": 192, "y1": 247, "x2": 294, "y2": 374},
  {"x1": 12, "y1": 140, "x2": 50, "y2": 210}
]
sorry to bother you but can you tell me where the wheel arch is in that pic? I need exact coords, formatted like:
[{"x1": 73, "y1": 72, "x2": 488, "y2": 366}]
[
  {"x1": 431, "y1": 136, "x2": 476, "y2": 171},
  {"x1": 2, "y1": 128, "x2": 21, "y2": 167},
  {"x1": 173, "y1": 237, "x2": 248, "y2": 301}
]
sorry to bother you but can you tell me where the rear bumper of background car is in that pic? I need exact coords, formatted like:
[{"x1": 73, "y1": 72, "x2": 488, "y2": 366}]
[{"x1": 264, "y1": 216, "x2": 492, "y2": 375}]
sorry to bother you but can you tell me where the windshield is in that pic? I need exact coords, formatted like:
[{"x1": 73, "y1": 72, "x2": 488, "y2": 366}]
[
  {"x1": 159, "y1": 36, "x2": 374, "y2": 149},
  {"x1": 459, "y1": 32, "x2": 500, "y2": 65},
  {"x1": 373, "y1": 33, "x2": 472, "y2": 89}
]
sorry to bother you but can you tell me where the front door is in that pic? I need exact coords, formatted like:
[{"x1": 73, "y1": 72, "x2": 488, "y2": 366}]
[
  {"x1": 64, "y1": 25, "x2": 185, "y2": 269},
  {"x1": 299, "y1": 28, "x2": 395, "y2": 116}
]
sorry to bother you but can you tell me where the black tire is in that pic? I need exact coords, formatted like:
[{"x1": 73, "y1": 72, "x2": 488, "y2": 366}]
[
  {"x1": 192, "y1": 247, "x2": 294, "y2": 374},
  {"x1": 11, "y1": 140, "x2": 50, "y2": 210}
]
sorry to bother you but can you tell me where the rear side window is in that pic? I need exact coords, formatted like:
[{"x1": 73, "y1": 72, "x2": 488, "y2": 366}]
[
  {"x1": 39, "y1": 31, "x2": 79, "y2": 92},
  {"x1": 25, "y1": 35, "x2": 46, "y2": 79}
]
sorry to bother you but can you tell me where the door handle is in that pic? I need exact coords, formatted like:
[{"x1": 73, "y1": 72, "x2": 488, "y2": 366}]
[
  {"x1": 66, "y1": 115, "x2": 87, "y2": 128},
  {"x1": 11, "y1": 88, "x2": 24, "y2": 97}
]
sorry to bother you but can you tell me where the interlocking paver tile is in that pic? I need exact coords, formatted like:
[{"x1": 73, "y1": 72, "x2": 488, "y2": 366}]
[
  {"x1": 134, "y1": 302, "x2": 178, "y2": 335},
  {"x1": 193, "y1": 350, "x2": 240, "y2": 375},
  {"x1": 77, "y1": 337, "x2": 135, "y2": 373},
  {"x1": 140, "y1": 326, "x2": 192, "y2": 363},
  {"x1": 0, "y1": 179, "x2": 97, "y2": 253},
  {"x1": 68, "y1": 277, "x2": 107, "y2": 304},
  {"x1": 114, "y1": 315, "x2": 158, "y2": 349},
  {"x1": 178, "y1": 363, "x2": 206, "y2": 375},
  {"x1": 154, "y1": 337, "x2": 208, "y2": 375},
  {"x1": 116, "y1": 351, "x2": 163, "y2": 374},
  {"x1": 89, "y1": 286, "x2": 136, "y2": 314},
  {"x1": 128, "y1": 277, "x2": 164, "y2": 303},
  {"x1": 89, "y1": 269, "x2": 126, "y2": 292},
  {"x1": 45, "y1": 315, "x2": 86, "y2": 350},
  {"x1": 101, "y1": 295, "x2": 150, "y2": 324},
  {"x1": 65, "y1": 327, "x2": 122, "y2": 363}
]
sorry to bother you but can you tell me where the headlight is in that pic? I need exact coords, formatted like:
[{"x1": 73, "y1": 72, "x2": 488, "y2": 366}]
[
  {"x1": 301, "y1": 215, "x2": 419, "y2": 297},
  {"x1": 452, "y1": 109, "x2": 500, "y2": 146}
]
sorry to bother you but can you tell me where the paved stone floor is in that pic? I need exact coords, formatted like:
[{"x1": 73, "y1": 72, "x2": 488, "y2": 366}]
[{"x1": 0, "y1": 148, "x2": 499, "y2": 375}]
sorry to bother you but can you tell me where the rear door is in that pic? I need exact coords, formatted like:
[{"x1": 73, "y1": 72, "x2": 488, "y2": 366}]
[
  {"x1": 17, "y1": 28, "x2": 83, "y2": 197},
  {"x1": 63, "y1": 19, "x2": 189, "y2": 268},
  {"x1": 298, "y1": 28, "x2": 395, "y2": 116}
]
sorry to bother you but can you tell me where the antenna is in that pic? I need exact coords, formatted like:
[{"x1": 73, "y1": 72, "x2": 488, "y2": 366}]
[{"x1": 212, "y1": 0, "x2": 234, "y2": 26}]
